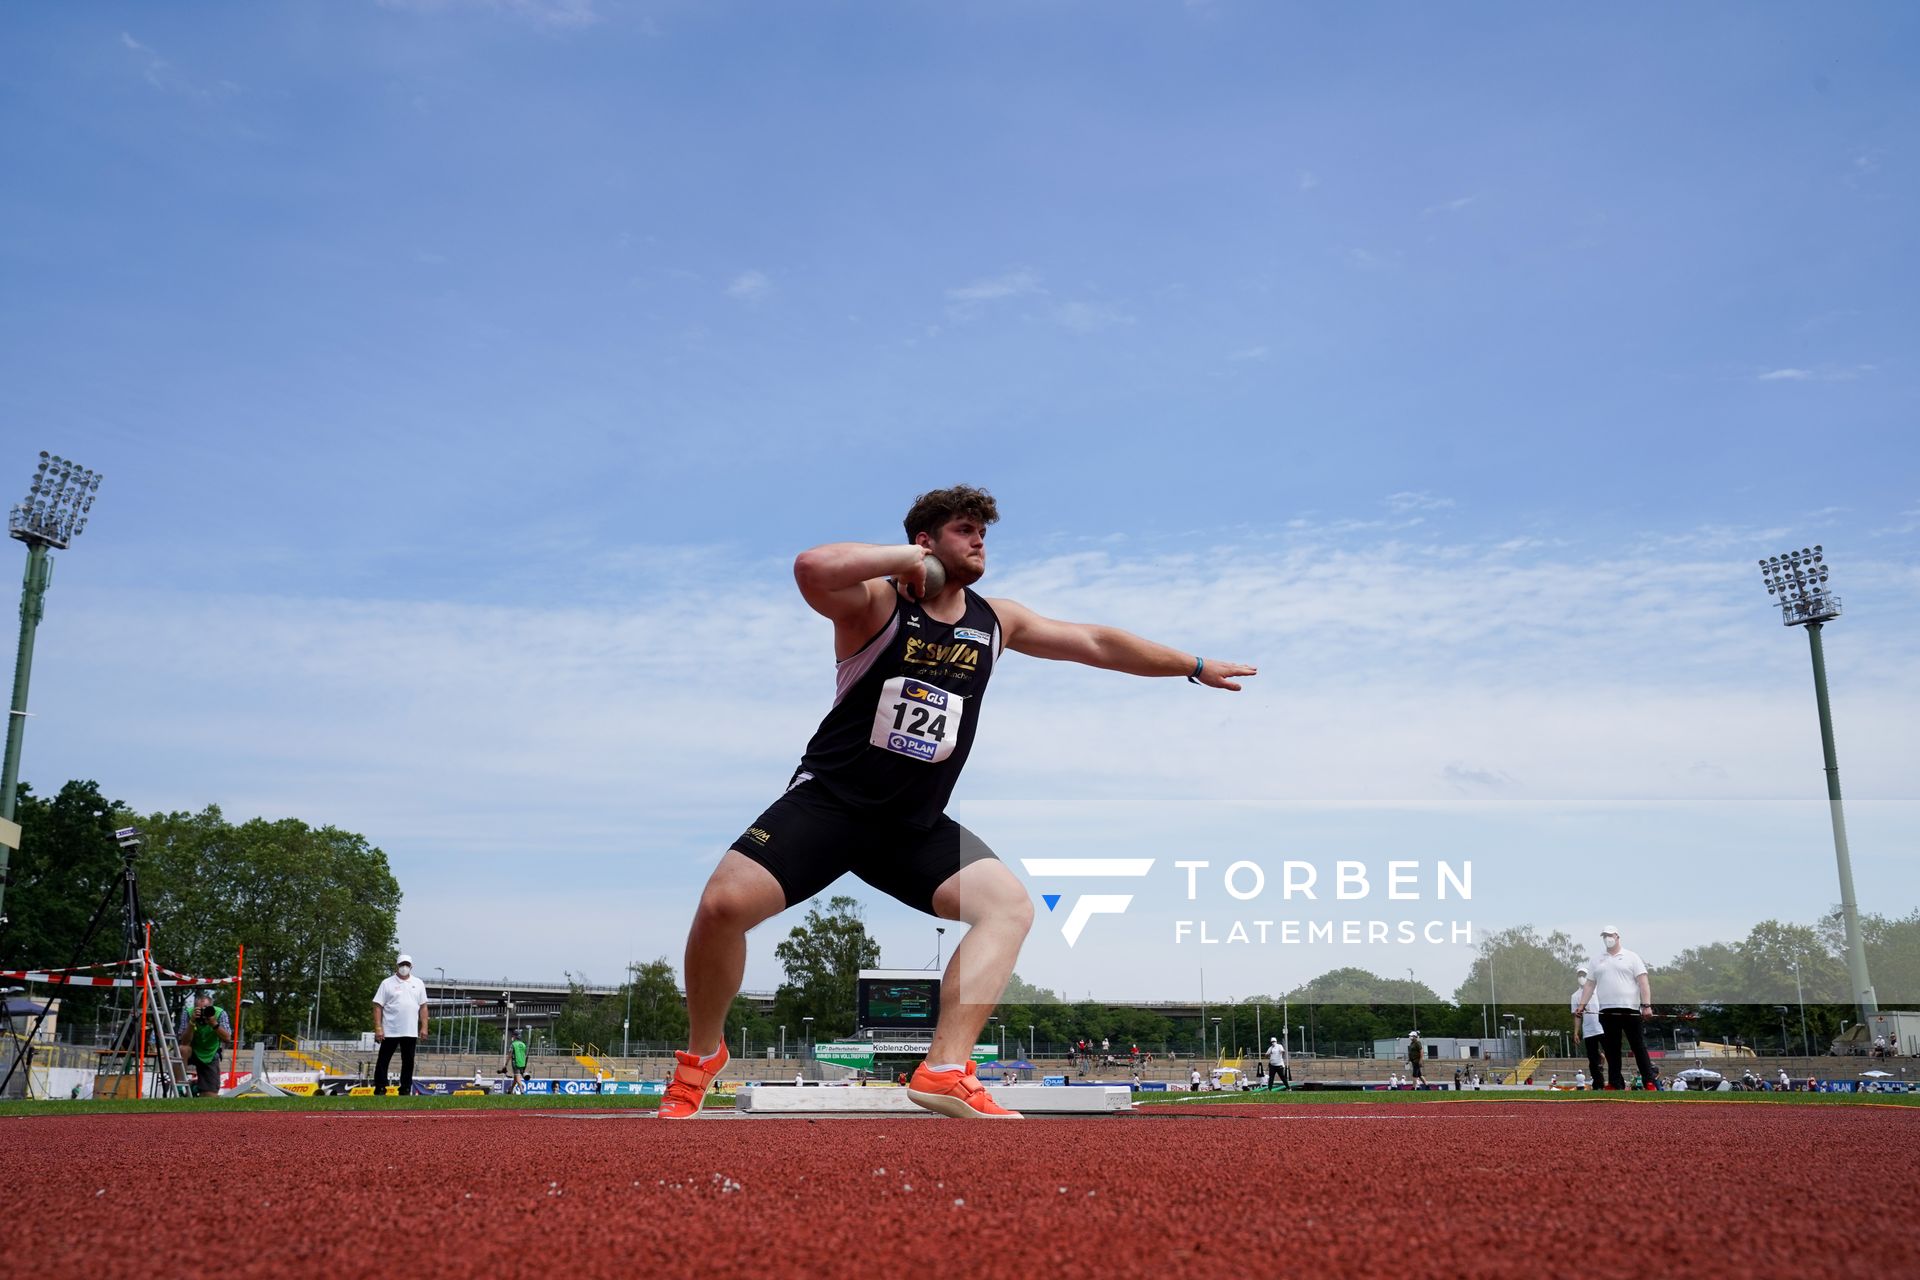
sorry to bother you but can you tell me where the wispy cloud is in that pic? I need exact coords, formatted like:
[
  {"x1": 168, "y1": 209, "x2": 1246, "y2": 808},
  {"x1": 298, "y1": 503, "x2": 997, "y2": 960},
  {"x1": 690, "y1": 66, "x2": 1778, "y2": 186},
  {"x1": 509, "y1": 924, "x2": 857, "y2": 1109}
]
[
  {"x1": 119, "y1": 31, "x2": 238, "y2": 100},
  {"x1": 1384, "y1": 491, "x2": 1454, "y2": 514},
  {"x1": 1875, "y1": 502, "x2": 1920, "y2": 537},
  {"x1": 946, "y1": 269, "x2": 1043, "y2": 304},
  {"x1": 1227, "y1": 346, "x2": 1270, "y2": 363},
  {"x1": 1756, "y1": 364, "x2": 1874, "y2": 382},
  {"x1": 1298, "y1": 171, "x2": 1320, "y2": 192},
  {"x1": 376, "y1": 0, "x2": 603, "y2": 26},
  {"x1": 944, "y1": 271, "x2": 1130, "y2": 334},
  {"x1": 725, "y1": 270, "x2": 772, "y2": 303},
  {"x1": 1441, "y1": 763, "x2": 1516, "y2": 791},
  {"x1": 1421, "y1": 194, "x2": 1478, "y2": 216},
  {"x1": 1345, "y1": 247, "x2": 1396, "y2": 271},
  {"x1": 1051, "y1": 300, "x2": 1133, "y2": 334}
]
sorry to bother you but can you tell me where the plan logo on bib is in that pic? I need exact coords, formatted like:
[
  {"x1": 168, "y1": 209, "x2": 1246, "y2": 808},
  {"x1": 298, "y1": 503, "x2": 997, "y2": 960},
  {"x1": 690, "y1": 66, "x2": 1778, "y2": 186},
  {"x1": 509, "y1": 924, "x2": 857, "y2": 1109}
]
[{"x1": 1019, "y1": 858, "x2": 1155, "y2": 947}]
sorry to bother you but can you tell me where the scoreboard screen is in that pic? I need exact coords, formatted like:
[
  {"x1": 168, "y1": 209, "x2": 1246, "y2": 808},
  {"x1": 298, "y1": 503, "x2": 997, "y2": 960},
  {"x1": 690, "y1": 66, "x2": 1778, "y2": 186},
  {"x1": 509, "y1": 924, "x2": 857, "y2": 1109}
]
[{"x1": 857, "y1": 976, "x2": 940, "y2": 1031}]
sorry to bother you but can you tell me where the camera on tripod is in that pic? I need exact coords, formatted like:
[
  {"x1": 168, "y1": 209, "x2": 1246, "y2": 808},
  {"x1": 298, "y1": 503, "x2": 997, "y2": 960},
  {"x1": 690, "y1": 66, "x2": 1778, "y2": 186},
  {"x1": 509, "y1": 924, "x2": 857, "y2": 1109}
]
[{"x1": 114, "y1": 826, "x2": 143, "y2": 854}]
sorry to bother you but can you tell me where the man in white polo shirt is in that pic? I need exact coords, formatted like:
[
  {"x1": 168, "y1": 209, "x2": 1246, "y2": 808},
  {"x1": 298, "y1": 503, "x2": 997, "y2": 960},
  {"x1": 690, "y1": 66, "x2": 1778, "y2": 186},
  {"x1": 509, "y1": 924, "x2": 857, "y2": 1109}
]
[
  {"x1": 1572, "y1": 964, "x2": 1604, "y2": 1090},
  {"x1": 372, "y1": 952, "x2": 429, "y2": 1096},
  {"x1": 1266, "y1": 1036, "x2": 1288, "y2": 1090},
  {"x1": 1574, "y1": 926, "x2": 1656, "y2": 1091}
]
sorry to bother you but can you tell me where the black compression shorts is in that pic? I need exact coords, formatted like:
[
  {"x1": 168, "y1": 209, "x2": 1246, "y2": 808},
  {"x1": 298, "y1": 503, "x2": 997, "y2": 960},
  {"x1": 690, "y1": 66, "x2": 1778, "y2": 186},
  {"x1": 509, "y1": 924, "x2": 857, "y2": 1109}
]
[{"x1": 731, "y1": 774, "x2": 999, "y2": 915}]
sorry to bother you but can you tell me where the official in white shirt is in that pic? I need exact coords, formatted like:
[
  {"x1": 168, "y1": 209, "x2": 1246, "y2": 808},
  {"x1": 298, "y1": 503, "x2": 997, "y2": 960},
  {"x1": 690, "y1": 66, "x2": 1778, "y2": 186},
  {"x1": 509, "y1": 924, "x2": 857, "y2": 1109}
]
[
  {"x1": 1572, "y1": 965, "x2": 1604, "y2": 1090},
  {"x1": 372, "y1": 952, "x2": 430, "y2": 1096},
  {"x1": 1573, "y1": 927, "x2": 1657, "y2": 1090},
  {"x1": 1266, "y1": 1036, "x2": 1289, "y2": 1090}
]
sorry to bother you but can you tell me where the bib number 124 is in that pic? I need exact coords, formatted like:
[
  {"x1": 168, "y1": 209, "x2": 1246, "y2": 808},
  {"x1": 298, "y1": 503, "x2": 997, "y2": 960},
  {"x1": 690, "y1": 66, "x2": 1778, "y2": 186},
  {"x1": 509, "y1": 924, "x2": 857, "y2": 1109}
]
[{"x1": 869, "y1": 676, "x2": 965, "y2": 764}]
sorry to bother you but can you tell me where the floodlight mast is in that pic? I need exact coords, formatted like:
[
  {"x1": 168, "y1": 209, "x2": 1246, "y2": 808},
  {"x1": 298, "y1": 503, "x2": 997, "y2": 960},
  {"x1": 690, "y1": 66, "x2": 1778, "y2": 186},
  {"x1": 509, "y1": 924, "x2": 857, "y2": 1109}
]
[
  {"x1": 1, "y1": 452, "x2": 104, "y2": 925},
  {"x1": 1757, "y1": 545, "x2": 1876, "y2": 1023}
]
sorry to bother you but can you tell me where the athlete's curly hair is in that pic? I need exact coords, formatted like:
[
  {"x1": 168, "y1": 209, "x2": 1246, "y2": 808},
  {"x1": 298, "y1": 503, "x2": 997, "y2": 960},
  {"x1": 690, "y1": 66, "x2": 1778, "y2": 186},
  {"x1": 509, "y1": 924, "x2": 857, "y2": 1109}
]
[{"x1": 903, "y1": 485, "x2": 999, "y2": 541}]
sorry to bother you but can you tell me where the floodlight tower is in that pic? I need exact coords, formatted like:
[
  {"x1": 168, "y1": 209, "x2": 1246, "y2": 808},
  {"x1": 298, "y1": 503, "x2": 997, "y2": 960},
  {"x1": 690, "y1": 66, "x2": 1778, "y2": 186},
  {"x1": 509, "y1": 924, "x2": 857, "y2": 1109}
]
[
  {"x1": 1757, "y1": 545, "x2": 1876, "y2": 1023},
  {"x1": 0, "y1": 452, "x2": 104, "y2": 924}
]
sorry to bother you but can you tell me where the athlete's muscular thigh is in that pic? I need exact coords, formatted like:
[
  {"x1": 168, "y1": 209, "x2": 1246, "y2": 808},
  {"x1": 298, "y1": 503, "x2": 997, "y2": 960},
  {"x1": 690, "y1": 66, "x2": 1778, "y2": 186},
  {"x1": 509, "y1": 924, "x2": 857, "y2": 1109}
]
[
  {"x1": 696, "y1": 851, "x2": 789, "y2": 931},
  {"x1": 930, "y1": 853, "x2": 1030, "y2": 927}
]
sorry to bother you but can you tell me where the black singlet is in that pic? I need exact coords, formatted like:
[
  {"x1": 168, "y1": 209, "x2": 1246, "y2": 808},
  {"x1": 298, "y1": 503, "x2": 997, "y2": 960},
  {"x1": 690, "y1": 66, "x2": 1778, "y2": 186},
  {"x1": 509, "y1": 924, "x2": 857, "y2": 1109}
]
[{"x1": 793, "y1": 587, "x2": 1002, "y2": 828}]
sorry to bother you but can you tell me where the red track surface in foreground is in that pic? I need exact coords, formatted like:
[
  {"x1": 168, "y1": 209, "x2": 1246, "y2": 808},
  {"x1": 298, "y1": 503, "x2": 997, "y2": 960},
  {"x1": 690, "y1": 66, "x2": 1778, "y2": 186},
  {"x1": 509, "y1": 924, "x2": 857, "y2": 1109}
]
[{"x1": 14, "y1": 1101, "x2": 1920, "y2": 1278}]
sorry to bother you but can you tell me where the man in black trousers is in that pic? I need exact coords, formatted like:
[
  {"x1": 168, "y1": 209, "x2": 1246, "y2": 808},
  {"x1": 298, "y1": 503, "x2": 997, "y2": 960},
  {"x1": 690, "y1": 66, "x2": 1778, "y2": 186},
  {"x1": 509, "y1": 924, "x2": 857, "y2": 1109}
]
[
  {"x1": 1574, "y1": 927, "x2": 1657, "y2": 1090},
  {"x1": 1573, "y1": 964, "x2": 1604, "y2": 1089},
  {"x1": 371, "y1": 953, "x2": 429, "y2": 1096}
]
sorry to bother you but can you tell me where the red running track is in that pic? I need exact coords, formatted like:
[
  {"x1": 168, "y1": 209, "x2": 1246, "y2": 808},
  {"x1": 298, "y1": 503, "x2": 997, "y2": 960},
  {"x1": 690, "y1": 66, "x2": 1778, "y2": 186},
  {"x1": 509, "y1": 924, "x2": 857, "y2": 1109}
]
[{"x1": 11, "y1": 1101, "x2": 1919, "y2": 1279}]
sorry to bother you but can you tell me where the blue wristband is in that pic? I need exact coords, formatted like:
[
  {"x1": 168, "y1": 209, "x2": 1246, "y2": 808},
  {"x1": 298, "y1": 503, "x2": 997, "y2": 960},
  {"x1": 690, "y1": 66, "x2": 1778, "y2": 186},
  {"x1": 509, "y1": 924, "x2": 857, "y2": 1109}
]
[{"x1": 1187, "y1": 656, "x2": 1203, "y2": 684}]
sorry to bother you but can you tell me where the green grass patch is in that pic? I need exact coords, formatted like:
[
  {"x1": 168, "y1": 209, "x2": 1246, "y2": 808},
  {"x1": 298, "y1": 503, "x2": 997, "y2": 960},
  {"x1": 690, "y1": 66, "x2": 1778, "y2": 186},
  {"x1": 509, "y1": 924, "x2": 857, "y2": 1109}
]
[
  {"x1": 0, "y1": 1092, "x2": 693, "y2": 1118},
  {"x1": 1134, "y1": 1088, "x2": 1920, "y2": 1108}
]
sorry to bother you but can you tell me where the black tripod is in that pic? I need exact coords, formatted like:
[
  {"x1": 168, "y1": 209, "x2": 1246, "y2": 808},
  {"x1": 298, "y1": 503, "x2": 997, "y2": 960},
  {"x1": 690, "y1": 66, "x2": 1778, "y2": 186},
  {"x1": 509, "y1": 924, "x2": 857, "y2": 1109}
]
[{"x1": 0, "y1": 826, "x2": 184, "y2": 1098}]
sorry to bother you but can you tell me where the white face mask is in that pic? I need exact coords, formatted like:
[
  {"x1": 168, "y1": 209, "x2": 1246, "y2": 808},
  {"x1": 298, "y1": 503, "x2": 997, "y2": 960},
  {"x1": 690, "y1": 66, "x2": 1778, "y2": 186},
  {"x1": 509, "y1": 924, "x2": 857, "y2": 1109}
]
[{"x1": 397, "y1": 965, "x2": 412, "y2": 977}]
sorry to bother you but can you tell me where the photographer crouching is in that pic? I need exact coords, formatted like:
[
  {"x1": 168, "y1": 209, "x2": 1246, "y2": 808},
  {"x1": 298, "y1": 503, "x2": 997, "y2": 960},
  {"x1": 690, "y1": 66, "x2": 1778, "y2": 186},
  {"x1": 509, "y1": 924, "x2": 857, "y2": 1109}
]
[{"x1": 176, "y1": 989, "x2": 233, "y2": 1097}]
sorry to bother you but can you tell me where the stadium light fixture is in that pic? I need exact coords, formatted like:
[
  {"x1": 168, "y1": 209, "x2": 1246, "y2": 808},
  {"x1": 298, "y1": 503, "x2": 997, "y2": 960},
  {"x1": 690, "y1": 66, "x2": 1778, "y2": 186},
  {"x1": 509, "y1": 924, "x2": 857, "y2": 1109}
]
[
  {"x1": 1789, "y1": 957, "x2": 1810, "y2": 1057},
  {"x1": 1756, "y1": 545, "x2": 1876, "y2": 1023},
  {"x1": 2, "y1": 452, "x2": 105, "y2": 926}
]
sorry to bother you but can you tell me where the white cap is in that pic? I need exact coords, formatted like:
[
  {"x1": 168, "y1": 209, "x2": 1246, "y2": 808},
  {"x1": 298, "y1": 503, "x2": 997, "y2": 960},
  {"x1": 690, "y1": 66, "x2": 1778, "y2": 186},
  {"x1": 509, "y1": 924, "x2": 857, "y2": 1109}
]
[
  {"x1": 1599, "y1": 926, "x2": 1620, "y2": 938},
  {"x1": 1576, "y1": 965, "x2": 1590, "y2": 976},
  {"x1": 396, "y1": 953, "x2": 413, "y2": 965},
  {"x1": 1270, "y1": 1036, "x2": 1279, "y2": 1044},
  {"x1": 1409, "y1": 1029, "x2": 1420, "y2": 1037}
]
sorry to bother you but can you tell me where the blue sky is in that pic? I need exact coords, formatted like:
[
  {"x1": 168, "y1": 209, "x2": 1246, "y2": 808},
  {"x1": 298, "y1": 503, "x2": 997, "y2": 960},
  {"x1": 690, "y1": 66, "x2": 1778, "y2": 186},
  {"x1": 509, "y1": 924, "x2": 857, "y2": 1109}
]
[{"x1": 2, "y1": 1, "x2": 1915, "y2": 1002}]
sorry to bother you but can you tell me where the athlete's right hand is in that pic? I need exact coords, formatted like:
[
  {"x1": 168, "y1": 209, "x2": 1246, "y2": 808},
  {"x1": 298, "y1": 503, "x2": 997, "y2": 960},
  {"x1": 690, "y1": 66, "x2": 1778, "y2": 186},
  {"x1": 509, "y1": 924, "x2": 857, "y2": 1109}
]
[{"x1": 894, "y1": 545, "x2": 933, "y2": 601}]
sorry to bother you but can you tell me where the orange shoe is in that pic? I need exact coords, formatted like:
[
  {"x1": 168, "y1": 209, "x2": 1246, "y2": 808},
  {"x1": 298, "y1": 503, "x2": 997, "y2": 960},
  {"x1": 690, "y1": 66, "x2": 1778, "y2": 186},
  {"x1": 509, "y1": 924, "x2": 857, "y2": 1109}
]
[
  {"x1": 907, "y1": 1059, "x2": 1023, "y2": 1119},
  {"x1": 657, "y1": 1045, "x2": 729, "y2": 1119}
]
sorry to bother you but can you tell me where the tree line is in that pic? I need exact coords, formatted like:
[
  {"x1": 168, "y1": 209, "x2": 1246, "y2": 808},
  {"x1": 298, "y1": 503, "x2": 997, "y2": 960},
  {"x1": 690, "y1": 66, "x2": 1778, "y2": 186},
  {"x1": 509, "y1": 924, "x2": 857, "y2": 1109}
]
[
  {"x1": 2, "y1": 780, "x2": 399, "y2": 1046},
  {"x1": 10, "y1": 779, "x2": 1911, "y2": 1057}
]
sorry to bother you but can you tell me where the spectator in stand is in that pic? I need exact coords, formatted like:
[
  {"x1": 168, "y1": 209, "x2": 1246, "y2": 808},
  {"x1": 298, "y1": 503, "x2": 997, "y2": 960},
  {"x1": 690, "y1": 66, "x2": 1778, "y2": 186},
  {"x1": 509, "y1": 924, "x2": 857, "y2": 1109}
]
[
  {"x1": 1872, "y1": 1034, "x2": 1887, "y2": 1059},
  {"x1": 1574, "y1": 926, "x2": 1657, "y2": 1091},
  {"x1": 371, "y1": 953, "x2": 429, "y2": 1097},
  {"x1": 1573, "y1": 964, "x2": 1604, "y2": 1089},
  {"x1": 1453, "y1": 1066, "x2": 1463, "y2": 1092}
]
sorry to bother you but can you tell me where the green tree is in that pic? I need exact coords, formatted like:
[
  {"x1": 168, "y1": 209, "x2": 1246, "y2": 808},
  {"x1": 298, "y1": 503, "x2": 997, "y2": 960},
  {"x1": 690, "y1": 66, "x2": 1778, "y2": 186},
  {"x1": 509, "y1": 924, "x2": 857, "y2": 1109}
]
[
  {"x1": 553, "y1": 972, "x2": 624, "y2": 1053},
  {"x1": 624, "y1": 958, "x2": 690, "y2": 1045},
  {"x1": 1862, "y1": 909, "x2": 1920, "y2": 1007},
  {"x1": 0, "y1": 780, "x2": 125, "y2": 967},
  {"x1": 772, "y1": 895, "x2": 879, "y2": 1039},
  {"x1": 1445, "y1": 925, "x2": 1586, "y2": 1055},
  {"x1": 0, "y1": 780, "x2": 128, "y2": 1034},
  {"x1": 137, "y1": 805, "x2": 401, "y2": 1044}
]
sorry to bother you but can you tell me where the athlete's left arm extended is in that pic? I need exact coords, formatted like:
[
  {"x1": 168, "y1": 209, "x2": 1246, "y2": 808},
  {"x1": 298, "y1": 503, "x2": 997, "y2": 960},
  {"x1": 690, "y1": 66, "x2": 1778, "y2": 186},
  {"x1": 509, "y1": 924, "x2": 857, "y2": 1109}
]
[{"x1": 987, "y1": 598, "x2": 1256, "y2": 690}]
